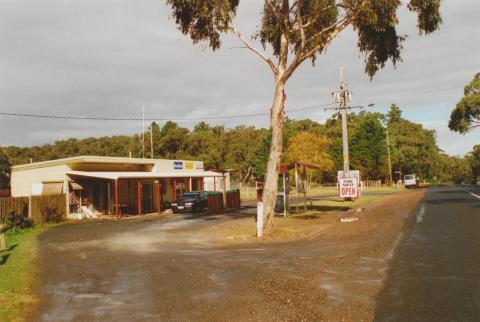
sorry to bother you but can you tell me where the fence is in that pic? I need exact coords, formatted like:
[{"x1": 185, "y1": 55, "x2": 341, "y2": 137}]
[
  {"x1": 30, "y1": 194, "x2": 67, "y2": 224},
  {"x1": 0, "y1": 197, "x2": 29, "y2": 224},
  {"x1": 0, "y1": 194, "x2": 66, "y2": 224},
  {"x1": 238, "y1": 184, "x2": 257, "y2": 201},
  {"x1": 363, "y1": 180, "x2": 383, "y2": 188},
  {"x1": 226, "y1": 189, "x2": 241, "y2": 209},
  {"x1": 207, "y1": 192, "x2": 224, "y2": 212}
]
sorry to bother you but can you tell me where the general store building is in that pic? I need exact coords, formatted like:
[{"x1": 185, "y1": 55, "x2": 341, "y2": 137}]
[{"x1": 10, "y1": 156, "x2": 228, "y2": 217}]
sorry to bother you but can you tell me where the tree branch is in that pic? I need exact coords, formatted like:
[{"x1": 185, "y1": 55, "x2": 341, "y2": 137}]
[
  {"x1": 282, "y1": 17, "x2": 350, "y2": 82},
  {"x1": 228, "y1": 27, "x2": 278, "y2": 75},
  {"x1": 304, "y1": 16, "x2": 349, "y2": 45}
]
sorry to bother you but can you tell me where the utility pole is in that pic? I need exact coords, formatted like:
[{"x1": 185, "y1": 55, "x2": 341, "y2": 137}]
[
  {"x1": 326, "y1": 65, "x2": 374, "y2": 198},
  {"x1": 150, "y1": 124, "x2": 154, "y2": 159},
  {"x1": 141, "y1": 105, "x2": 145, "y2": 159},
  {"x1": 386, "y1": 130, "x2": 393, "y2": 185},
  {"x1": 329, "y1": 65, "x2": 354, "y2": 176},
  {"x1": 339, "y1": 65, "x2": 351, "y2": 176}
]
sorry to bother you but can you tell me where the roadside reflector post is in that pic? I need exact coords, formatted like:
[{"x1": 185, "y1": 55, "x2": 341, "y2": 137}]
[{"x1": 257, "y1": 202, "x2": 264, "y2": 239}]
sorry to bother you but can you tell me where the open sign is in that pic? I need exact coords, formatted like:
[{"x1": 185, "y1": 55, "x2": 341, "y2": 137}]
[{"x1": 339, "y1": 178, "x2": 359, "y2": 198}]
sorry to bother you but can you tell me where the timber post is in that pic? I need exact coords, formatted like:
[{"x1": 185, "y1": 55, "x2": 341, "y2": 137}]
[{"x1": 0, "y1": 225, "x2": 6, "y2": 251}]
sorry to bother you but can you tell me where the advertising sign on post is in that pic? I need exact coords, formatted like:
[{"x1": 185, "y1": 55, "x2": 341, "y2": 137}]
[
  {"x1": 339, "y1": 178, "x2": 359, "y2": 198},
  {"x1": 338, "y1": 170, "x2": 361, "y2": 199}
]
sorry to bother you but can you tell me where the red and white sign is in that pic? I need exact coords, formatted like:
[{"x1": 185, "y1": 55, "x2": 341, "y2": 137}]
[
  {"x1": 339, "y1": 178, "x2": 359, "y2": 198},
  {"x1": 338, "y1": 170, "x2": 360, "y2": 182}
]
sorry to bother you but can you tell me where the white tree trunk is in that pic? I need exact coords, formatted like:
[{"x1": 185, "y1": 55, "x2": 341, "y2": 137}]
[{"x1": 261, "y1": 79, "x2": 286, "y2": 233}]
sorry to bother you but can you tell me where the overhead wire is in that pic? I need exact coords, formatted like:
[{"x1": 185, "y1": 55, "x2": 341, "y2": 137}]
[{"x1": 0, "y1": 102, "x2": 336, "y2": 122}]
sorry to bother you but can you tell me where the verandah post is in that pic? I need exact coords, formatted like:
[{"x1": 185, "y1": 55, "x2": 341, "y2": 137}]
[
  {"x1": 173, "y1": 179, "x2": 177, "y2": 201},
  {"x1": 137, "y1": 179, "x2": 142, "y2": 215},
  {"x1": 115, "y1": 179, "x2": 119, "y2": 219},
  {"x1": 155, "y1": 180, "x2": 161, "y2": 214}
]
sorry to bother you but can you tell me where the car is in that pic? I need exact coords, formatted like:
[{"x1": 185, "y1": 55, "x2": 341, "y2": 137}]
[
  {"x1": 171, "y1": 191, "x2": 208, "y2": 213},
  {"x1": 404, "y1": 174, "x2": 419, "y2": 188}
]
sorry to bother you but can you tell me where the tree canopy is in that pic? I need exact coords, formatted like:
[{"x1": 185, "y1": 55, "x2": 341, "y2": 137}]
[
  {"x1": 164, "y1": 0, "x2": 442, "y2": 232},
  {"x1": 449, "y1": 73, "x2": 480, "y2": 133},
  {"x1": 3, "y1": 105, "x2": 477, "y2": 187},
  {"x1": 0, "y1": 148, "x2": 11, "y2": 189}
]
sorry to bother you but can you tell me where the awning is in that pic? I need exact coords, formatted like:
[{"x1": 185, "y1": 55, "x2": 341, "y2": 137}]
[
  {"x1": 66, "y1": 170, "x2": 224, "y2": 180},
  {"x1": 42, "y1": 182, "x2": 64, "y2": 195},
  {"x1": 69, "y1": 182, "x2": 84, "y2": 191}
]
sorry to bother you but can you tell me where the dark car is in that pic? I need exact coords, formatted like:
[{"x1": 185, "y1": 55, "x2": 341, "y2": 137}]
[{"x1": 171, "y1": 191, "x2": 208, "y2": 213}]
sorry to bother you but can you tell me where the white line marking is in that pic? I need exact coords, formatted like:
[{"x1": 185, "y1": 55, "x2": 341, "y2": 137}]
[
  {"x1": 416, "y1": 204, "x2": 426, "y2": 223},
  {"x1": 462, "y1": 189, "x2": 480, "y2": 200}
]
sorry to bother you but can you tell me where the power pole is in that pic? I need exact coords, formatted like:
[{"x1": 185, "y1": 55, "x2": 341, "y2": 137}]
[
  {"x1": 326, "y1": 65, "x2": 374, "y2": 198},
  {"x1": 330, "y1": 65, "x2": 354, "y2": 176},
  {"x1": 339, "y1": 65, "x2": 351, "y2": 176},
  {"x1": 150, "y1": 124, "x2": 154, "y2": 159},
  {"x1": 141, "y1": 105, "x2": 145, "y2": 159},
  {"x1": 386, "y1": 130, "x2": 393, "y2": 185}
]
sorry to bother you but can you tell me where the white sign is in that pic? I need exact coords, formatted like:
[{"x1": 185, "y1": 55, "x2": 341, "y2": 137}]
[
  {"x1": 338, "y1": 170, "x2": 360, "y2": 181},
  {"x1": 339, "y1": 178, "x2": 359, "y2": 198}
]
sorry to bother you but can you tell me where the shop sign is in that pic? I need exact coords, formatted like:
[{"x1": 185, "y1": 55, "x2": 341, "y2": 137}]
[
  {"x1": 339, "y1": 178, "x2": 359, "y2": 198},
  {"x1": 173, "y1": 161, "x2": 183, "y2": 170}
]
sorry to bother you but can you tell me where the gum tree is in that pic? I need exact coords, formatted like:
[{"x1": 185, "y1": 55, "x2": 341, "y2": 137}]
[
  {"x1": 449, "y1": 73, "x2": 480, "y2": 133},
  {"x1": 164, "y1": 0, "x2": 442, "y2": 234}
]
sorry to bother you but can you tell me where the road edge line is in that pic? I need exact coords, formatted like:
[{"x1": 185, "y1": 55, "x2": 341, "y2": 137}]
[{"x1": 463, "y1": 189, "x2": 480, "y2": 200}]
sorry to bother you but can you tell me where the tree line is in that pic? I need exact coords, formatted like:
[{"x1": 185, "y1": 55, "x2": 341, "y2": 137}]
[{"x1": 0, "y1": 105, "x2": 477, "y2": 189}]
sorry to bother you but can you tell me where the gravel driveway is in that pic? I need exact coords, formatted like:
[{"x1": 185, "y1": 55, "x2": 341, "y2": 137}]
[{"x1": 33, "y1": 190, "x2": 424, "y2": 321}]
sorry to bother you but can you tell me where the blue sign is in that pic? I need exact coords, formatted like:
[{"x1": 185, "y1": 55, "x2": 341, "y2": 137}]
[{"x1": 174, "y1": 161, "x2": 183, "y2": 170}]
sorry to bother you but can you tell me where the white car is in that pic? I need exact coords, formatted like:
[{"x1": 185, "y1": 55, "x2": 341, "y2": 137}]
[{"x1": 404, "y1": 174, "x2": 419, "y2": 188}]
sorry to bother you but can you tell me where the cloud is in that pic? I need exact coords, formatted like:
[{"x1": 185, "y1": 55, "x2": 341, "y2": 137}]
[{"x1": 0, "y1": 0, "x2": 479, "y2": 156}]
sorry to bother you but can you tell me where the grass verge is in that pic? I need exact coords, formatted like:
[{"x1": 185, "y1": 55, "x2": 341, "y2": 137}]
[
  {"x1": 0, "y1": 224, "x2": 58, "y2": 322},
  {"x1": 211, "y1": 189, "x2": 407, "y2": 243}
]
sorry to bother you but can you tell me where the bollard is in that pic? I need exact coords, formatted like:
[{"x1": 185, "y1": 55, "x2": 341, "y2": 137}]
[{"x1": 256, "y1": 202, "x2": 263, "y2": 239}]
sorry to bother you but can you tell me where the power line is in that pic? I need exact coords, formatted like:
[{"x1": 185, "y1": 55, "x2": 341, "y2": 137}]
[{"x1": 0, "y1": 102, "x2": 336, "y2": 122}]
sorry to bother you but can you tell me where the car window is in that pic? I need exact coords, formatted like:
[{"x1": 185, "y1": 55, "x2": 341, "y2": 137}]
[{"x1": 405, "y1": 175, "x2": 415, "y2": 180}]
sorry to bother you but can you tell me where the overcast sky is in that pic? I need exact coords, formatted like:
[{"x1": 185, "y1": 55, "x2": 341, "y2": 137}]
[{"x1": 0, "y1": 0, "x2": 478, "y2": 156}]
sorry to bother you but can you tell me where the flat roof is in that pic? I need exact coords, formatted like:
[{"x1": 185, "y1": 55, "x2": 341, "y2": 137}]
[
  {"x1": 66, "y1": 170, "x2": 223, "y2": 180},
  {"x1": 12, "y1": 156, "x2": 195, "y2": 172}
]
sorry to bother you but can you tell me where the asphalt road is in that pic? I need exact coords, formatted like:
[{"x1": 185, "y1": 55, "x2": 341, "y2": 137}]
[
  {"x1": 31, "y1": 186, "x2": 480, "y2": 321},
  {"x1": 374, "y1": 185, "x2": 480, "y2": 321}
]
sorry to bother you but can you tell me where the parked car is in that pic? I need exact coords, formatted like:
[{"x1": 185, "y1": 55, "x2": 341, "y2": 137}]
[
  {"x1": 171, "y1": 191, "x2": 208, "y2": 213},
  {"x1": 404, "y1": 174, "x2": 419, "y2": 188}
]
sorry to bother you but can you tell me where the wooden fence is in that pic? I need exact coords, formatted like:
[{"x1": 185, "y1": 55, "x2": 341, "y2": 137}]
[
  {"x1": 226, "y1": 189, "x2": 241, "y2": 209},
  {"x1": 207, "y1": 192, "x2": 224, "y2": 212},
  {"x1": 363, "y1": 180, "x2": 383, "y2": 188},
  {"x1": 0, "y1": 197, "x2": 29, "y2": 224},
  {"x1": 0, "y1": 194, "x2": 66, "y2": 224},
  {"x1": 30, "y1": 194, "x2": 67, "y2": 224}
]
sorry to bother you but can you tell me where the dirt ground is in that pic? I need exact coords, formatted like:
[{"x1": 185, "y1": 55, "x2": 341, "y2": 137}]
[{"x1": 32, "y1": 189, "x2": 425, "y2": 321}]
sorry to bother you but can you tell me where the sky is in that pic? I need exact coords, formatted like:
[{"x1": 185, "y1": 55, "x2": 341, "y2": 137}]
[{"x1": 0, "y1": 0, "x2": 478, "y2": 156}]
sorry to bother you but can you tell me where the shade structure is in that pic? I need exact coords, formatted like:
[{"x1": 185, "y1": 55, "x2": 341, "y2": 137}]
[{"x1": 66, "y1": 170, "x2": 223, "y2": 180}]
